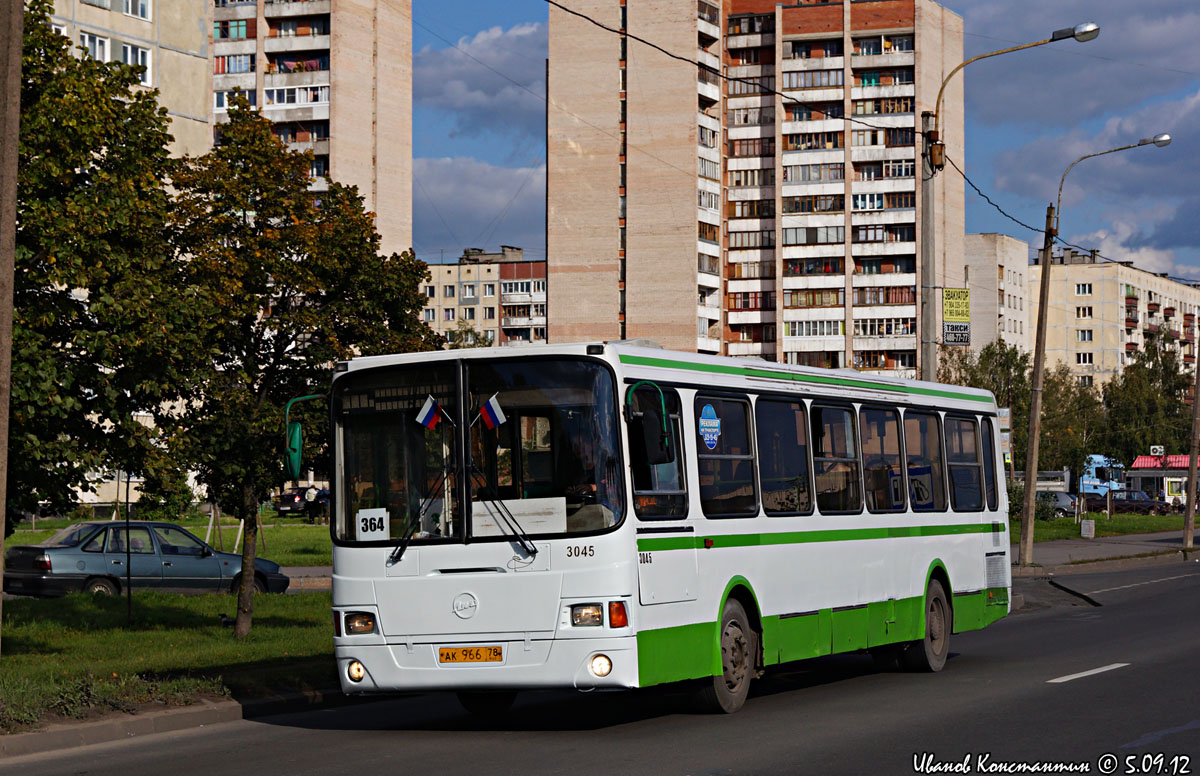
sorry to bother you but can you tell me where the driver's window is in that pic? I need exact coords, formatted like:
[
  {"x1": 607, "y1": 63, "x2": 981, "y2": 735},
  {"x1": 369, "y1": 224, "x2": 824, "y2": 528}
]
[
  {"x1": 629, "y1": 386, "x2": 686, "y2": 519},
  {"x1": 152, "y1": 525, "x2": 207, "y2": 556}
]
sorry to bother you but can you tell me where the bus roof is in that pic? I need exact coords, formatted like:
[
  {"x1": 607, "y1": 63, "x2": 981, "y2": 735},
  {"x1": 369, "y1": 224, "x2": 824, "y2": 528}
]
[{"x1": 339, "y1": 342, "x2": 996, "y2": 410}]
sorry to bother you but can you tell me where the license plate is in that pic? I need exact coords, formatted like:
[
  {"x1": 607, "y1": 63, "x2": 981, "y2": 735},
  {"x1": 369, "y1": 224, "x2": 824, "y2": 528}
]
[{"x1": 438, "y1": 645, "x2": 503, "y2": 664}]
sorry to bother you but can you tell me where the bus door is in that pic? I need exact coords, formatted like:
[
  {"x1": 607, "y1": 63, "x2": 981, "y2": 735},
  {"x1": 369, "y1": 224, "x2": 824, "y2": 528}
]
[{"x1": 626, "y1": 384, "x2": 698, "y2": 604}]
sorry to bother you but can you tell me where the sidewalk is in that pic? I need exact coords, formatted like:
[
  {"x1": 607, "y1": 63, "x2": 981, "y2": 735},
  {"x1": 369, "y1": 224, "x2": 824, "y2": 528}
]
[
  {"x1": 284, "y1": 565, "x2": 332, "y2": 590},
  {"x1": 1011, "y1": 530, "x2": 1197, "y2": 576}
]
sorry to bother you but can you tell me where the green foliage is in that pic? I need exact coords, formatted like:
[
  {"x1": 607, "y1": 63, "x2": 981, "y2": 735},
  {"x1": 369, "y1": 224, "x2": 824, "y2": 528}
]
[
  {"x1": 1101, "y1": 330, "x2": 1191, "y2": 465},
  {"x1": 1006, "y1": 480, "x2": 1055, "y2": 523},
  {"x1": 939, "y1": 339, "x2": 1031, "y2": 468},
  {"x1": 9, "y1": 0, "x2": 178, "y2": 534},
  {"x1": 447, "y1": 319, "x2": 493, "y2": 348}
]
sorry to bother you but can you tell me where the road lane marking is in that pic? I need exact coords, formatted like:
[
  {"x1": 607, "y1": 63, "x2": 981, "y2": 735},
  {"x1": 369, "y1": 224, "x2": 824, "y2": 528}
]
[
  {"x1": 1047, "y1": 663, "x2": 1129, "y2": 684},
  {"x1": 1085, "y1": 573, "x2": 1200, "y2": 596}
]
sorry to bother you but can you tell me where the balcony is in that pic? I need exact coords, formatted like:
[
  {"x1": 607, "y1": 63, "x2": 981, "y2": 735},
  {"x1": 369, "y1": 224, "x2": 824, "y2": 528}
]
[
  {"x1": 1166, "y1": 327, "x2": 1181, "y2": 339},
  {"x1": 1165, "y1": 306, "x2": 1176, "y2": 318},
  {"x1": 1126, "y1": 342, "x2": 1138, "y2": 353},
  {"x1": 1186, "y1": 354, "x2": 1196, "y2": 365},
  {"x1": 265, "y1": 35, "x2": 331, "y2": 53},
  {"x1": 1186, "y1": 312, "x2": 1195, "y2": 323},
  {"x1": 1125, "y1": 295, "x2": 1139, "y2": 305},
  {"x1": 1145, "y1": 323, "x2": 1160, "y2": 334},
  {"x1": 1148, "y1": 301, "x2": 1161, "y2": 313},
  {"x1": 264, "y1": 0, "x2": 331, "y2": 17},
  {"x1": 1125, "y1": 317, "x2": 1138, "y2": 329}
]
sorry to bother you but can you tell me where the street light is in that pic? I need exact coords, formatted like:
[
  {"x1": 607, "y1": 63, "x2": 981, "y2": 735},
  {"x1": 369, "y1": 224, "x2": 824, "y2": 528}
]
[
  {"x1": 1017, "y1": 134, "x2": 1171, "y2": 567},
  {"x1": 918, "y1": 22, "x2": 1100, "y2": 381}
]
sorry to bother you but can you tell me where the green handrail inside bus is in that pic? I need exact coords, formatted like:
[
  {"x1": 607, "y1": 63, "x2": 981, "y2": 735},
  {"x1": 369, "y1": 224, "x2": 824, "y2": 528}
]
[
  {"x1": 624, "y1": 380, "x2": 674, "y2": 464},
  {"x1": 284, "y1": 393, "x2": 323, "y2": 480}
]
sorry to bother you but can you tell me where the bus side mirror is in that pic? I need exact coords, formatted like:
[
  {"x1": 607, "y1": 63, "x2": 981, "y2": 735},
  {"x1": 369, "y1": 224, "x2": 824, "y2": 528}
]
[
  {"x1": 286, "y1": 421, "x2": 303, "y2": 480},
  {"x1": 632, "y1": 404, "x2": 674, "y2": 466}
]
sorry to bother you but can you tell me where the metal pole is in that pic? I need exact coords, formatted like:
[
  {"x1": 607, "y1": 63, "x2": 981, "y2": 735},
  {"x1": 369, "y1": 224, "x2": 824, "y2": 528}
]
[
  {"x1": 124, "y1": 471, "x2": 132, "y2": 626},
  {"x1": 1019, "y1": 204, "x2": 1057, "y2": 566},
  {"x1": 0, "y1": 0, "x2": 24, "y2": 660},
  {"x1": 1184, "y1": 356, "x2": 1200, "y2": 550},
  {"x1": 919, "y1": 111, "x2": 937, "y2": 380}
]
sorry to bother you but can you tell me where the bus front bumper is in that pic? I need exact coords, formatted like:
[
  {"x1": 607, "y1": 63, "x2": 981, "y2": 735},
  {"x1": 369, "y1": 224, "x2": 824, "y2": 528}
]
[{"x1": 335, "y1": 635, "x2": 638, "y2": 694}]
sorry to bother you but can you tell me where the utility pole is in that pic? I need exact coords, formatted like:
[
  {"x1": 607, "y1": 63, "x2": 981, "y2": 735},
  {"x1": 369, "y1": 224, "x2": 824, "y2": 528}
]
[
  {"x1": 919, "y1": 111, "x2": 937, "y2": 381},
  {"x1": 0, "y1": 0, "x2": 25, "y2": 659},
  {"x1": 1184, "y1": 357, "x2": 1200, "y2": 550},
  {"x1": 1019, "y1": 204, "x2": 1056, "y2": 566}
]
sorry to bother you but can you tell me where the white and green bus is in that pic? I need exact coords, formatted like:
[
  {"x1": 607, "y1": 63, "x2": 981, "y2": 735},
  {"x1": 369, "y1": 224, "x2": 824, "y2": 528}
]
[{"x1": 328, "y1": 342, "x2": 1010, "y2": 713}]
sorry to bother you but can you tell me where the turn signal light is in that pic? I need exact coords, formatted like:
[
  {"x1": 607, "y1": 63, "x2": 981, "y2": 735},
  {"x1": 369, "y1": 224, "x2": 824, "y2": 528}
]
[
  {"x1": 608, "y1": 601, "x2": 628, "y2": 628},
  {"x1": 344, "y1": 612, "x2": 376, "y2": 635}
]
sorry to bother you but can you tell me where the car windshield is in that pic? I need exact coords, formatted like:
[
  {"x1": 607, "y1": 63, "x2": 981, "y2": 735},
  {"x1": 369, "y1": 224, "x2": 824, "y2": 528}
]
[
  {"x1": 42, "y1": 523, "x2": 102, "y2": 548},
  {"x1": 333, "y1": 357, "x2": 623, "y2": 544},
  {"x1": 1129, "y1": 491, "x2": 1149, "y2": 500}
]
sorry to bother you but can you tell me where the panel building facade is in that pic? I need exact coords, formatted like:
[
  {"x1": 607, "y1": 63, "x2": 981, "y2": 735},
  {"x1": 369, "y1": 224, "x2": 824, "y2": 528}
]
[
  {"x1": 212, "y1": 0, "x2": 412, "y2": 256},
  {"x1": 964, "y1": 233, "x2": 1030, "y2": 353},
  {"x1": 421, "y1": 247, "x2": 548, "y2": 347},
  {"x1": 547, "y1": 0, "x2": 964, "y2": 377}
]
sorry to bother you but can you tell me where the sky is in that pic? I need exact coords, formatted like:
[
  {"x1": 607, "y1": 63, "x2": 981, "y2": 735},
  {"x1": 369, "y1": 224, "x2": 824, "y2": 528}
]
[{"x1": 410, "y1": 0, "x2": 1199, "y2": 277}]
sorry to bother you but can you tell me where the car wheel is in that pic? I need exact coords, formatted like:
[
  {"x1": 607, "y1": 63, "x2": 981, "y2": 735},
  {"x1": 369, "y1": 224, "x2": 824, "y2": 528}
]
[
  {"x1": 693, "y1": 597, "x2": 758, "y2": 713},
  {"x1": 85, "y1": 577, "x2": 118, "y2": 595},
  {"x1": 1053, "y1": 508, "x2": 1068, "y2": 519},
  {"x1": 902, "y1": 579, "x2": 951, "y2": 673},
  {"x1": 230, "y1": 574, "x2": 267, "y2": 594}
]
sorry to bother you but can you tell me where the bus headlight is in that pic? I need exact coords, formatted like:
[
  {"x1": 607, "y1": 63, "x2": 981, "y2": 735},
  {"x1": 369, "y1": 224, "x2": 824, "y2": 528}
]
[
  {"x1": 347, "y1": 660, "x2": 366, "y2": 682},
  {"x1": 589, "y1": 654, "x2": 612, "y2": 677},
  {"x1": 571, "y1": 604, "x2": 603, "y2": 626},
  {"x1": 344, "y1": 612, "x2": 376, "y2": 635}
]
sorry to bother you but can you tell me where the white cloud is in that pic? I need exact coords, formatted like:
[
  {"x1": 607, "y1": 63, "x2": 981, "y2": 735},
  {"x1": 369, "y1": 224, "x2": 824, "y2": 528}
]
[
  {"x1": 1068, "y1": 221, "x2": 1177, "y2": 274},
  {"x1": 413, "y1": 157, "x2": 546, "y2": 261},
  {"x1": 414, "y1": 23, "x2": 547, "y2": 142}
]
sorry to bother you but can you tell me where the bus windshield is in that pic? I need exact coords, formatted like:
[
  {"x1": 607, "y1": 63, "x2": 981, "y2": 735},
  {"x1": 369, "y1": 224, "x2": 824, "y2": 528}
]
[{"x1": 334, "y1": 357, "x2": 623, "y2": 544}]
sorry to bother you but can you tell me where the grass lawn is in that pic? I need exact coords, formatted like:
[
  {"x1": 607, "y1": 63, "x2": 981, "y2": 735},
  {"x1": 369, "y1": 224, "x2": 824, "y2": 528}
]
[
  {"x1": 6, "y1": 522, "x2": 332, "y2": 567},
  {"x1": 0, "y1": 590, "x2": 335, "y2": 732},
  {"x1": 1009, "y1": 512, "x2": 1190, "y2": 542}
]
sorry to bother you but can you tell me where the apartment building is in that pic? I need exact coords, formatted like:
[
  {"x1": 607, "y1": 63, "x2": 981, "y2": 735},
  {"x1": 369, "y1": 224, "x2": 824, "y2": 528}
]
[
  {"x1": 212, "y1": 0, "x2": 412, "y2": 256},
  {"x1": 421, "y1": 247, "x2": 548, "y2": 347},
  {"x1": 51, "y1": 0, "x2": 212, "y2": 156},
  {"x1": 547, "y1": 0, "x2": 964, "y2": 377},
  {"x1": 1030, "y1": 249, "x2": 1200, "y2": 387},
  {"x1": 965, "y1": 233, "x2": 1030, "y2": 353}
]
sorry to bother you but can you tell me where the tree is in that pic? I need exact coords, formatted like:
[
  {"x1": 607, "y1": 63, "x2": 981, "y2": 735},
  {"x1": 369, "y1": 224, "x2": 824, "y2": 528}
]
[
  {"x1": 167, "y1": 101, "x2": 440, "y2": 636},
  {"x1": 446, "y1": 319, "x2": 493, "y2": 349},
  {"x1": 939, "y1": 339, "x2": 1030, "y2": 468},
  {"x1": 1038, "y1": 364, "x2": 1102, "y2": 478},
  {"x1": 1101, "y1": 330, "x2": 1191, "y2": 465},
  {"x1": 7, "y1": 0, "x2": 177, "y2": 535}
]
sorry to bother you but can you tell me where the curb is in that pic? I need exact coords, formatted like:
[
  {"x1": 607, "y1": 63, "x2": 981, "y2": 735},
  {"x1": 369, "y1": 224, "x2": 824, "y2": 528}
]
[
  {"x1": 1012, "y1": 550, "x2": 1194, "y2": 578},
  {"x1": 0, "y1": 689, "x2": 358, "y2": 761},
  {"x1": 288, "y1": 576, "x2": 331, "y2": 591}
]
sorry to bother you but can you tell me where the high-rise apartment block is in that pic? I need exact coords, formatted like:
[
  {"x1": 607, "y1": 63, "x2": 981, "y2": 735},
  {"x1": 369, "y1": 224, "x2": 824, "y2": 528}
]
[
  {"x1": 965, "y1": 233, "x2": 1030, "y2": 353},
  {"x1": 51, "y1": 0, "x2": 213, "y2": 156},
  {"x1": 421, "y1": 247, "x2": 548, "y2": 347},
  {"x1": 1030, "y1": 250, "x2": 1200, "y2": 387},
  {"x1": 548, "y1": 0, "x2": 963, "y2": 376},
  {"x1": 212, "y1": 0, "x2": 412, "y2": 256}
]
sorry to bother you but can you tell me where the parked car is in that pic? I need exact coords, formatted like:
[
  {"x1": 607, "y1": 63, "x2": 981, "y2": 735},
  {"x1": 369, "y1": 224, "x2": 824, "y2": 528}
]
[
  {"x1": 2, "y1": 521, "x2": 289, "y2": 597},
  {"x1": 1036, "y1": 491, "x2": 1077, "y2": 519},
  {"x1": 274, "y1": 487, "x2": 308, "y2": 515},
  {"x1": 1082, "y1": 489, "x2": 1172, "y2": 515}
]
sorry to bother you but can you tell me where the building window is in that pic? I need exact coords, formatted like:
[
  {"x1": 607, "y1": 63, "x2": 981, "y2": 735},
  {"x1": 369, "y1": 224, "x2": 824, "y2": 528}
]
[
  {"x1": 309, "y1": 156, "x2": 328, "y2": 177},
  {"x1": 698, "y1": 157, "x2": 720, "y2": 181},
  {"x1": 787, "y1": 101, "x2": 843, "y2": 121},
  {"x1": 728, "y1": 137, "x2": 775, "y2": 158},
  {"x1": 782, "y1": 163, "x2": 843, "y2": 183},
  {"x1": 80, "y1": 32, "x2": 109, "y2": 62},
  {"x1": 852, "y1": 193, "x2": 884, "y2": 211},
  {"x1": 214, "y1": 54, "x2": 255, "y2": 75},
  {"x1": 1076, "y1": 306, "x2": 1093, "y2": 319},
  {"x1": 484, "y1": 307, "x2": 496, "y2": 320},
  {"x1": 1075, "y1": 283, "x2": 1092, "y2": 296},
  {"x1": 729, "y1": 167, "x2": 775, "y2": 187},
  {"x1": 883, "y1": 159, "x2": 915, "y2": 178},
  {"x1": 462, "y1": 284, "x2": 476, "y2": 298},
  {"x1": 784, "y1": 320, "x2": 843, "y2": 337},
  {"x1": 698, "y1": 189, "x2": 720, "y2": 211},
  {"x1": 264, "y1": 85, "x2": 330, "y2": 107},
  {"x1": 781, "y1": 69, "x2": 843, "y2": 90},
  {"x1": 783, "y1": 226, "x2": 844, "y2": 246},
  {"x1": 422, "y1": 309, "x2": 434, "y2": 322},
  {"x1": 781, "y1": 195, "x2": 842, "y2": 214},
  {"x1": 727, "y1": 14, "x2": 774, "y2": 35},
  {"x1": 123, "y1": 0, "x2": 150, "y2": 19},
  {"x1": 727, "y1": 75, "x2": 775, "y2": 96},
  {"x1": 728, "y1": 230, "x2": 774, "y2": 249},
  {"x1": 1078, "y1": 375, "x2": 1094, "y2": 387},
  {"x1": 483, "y1": 283, "x2": 495, "y2": 297},
  {"x1": 121, "y1": 44, "x2": 151, "y2": 84},
  {"x1": 728, "y1": 199, "x2": 775, "y2": 218},
  {"x1": 444, "y1": 309, "x2": 455, "y2": 322},
  {"x1": 443, "y1": 285, "x2": 455, "y2": 298},
  {"x1": 214, "y1": 20, "x2": 248, "y2": 40},
  {"x1": 1077, "y1": 329, "x2": 1094, "y2": 342},
  {"x1": 783, "y1": 131, "x2": 843, "y2": 151},
  {"x1": 464, "y1": 307, "x2": 476, "y2": 321},
  {"x1": 1076, "y1": 352, "x2": 1094, "y2": 365},
  {"x1": 214, "y1": 90, "x2": 257, "y2": 110},
  {"x1": 728, "y1": 106, "x2": 774, "y2": 126},
  {"x1": 51, "y1": 22, "x2": 68, "y2": 36}
]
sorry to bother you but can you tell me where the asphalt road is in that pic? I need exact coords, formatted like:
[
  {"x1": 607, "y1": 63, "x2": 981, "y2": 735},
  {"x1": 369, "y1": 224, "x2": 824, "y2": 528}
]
[{"x1": 6, "y1": 563, "x2": 1200, "y2": 776}]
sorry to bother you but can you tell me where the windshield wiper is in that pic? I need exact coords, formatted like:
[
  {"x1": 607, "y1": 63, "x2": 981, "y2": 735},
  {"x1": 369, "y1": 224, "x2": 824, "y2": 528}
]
[
  {"x1": 469, "y1": 464, "x2": 538, "y2": 558},
  {"x1": 388, "y1": 466, "x2": 451, "y2": 565}
]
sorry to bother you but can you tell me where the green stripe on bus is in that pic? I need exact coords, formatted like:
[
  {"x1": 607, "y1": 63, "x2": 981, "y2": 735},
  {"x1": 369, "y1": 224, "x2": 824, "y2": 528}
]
[
  {"x1": 636, "y1": 522, "x2": 1004, "y2": 553},
  {"x1": 617, "y1": 354, "x2": 992, "y2": 403}
]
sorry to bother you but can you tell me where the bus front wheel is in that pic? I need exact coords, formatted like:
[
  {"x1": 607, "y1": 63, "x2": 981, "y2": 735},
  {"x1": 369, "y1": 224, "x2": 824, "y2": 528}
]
[
  {"x1": 903, "y1": 579, "x2": 950, "y2": 672},
  {"x1": 695, "y1": 598, "x2": 758, "y2": 713}
]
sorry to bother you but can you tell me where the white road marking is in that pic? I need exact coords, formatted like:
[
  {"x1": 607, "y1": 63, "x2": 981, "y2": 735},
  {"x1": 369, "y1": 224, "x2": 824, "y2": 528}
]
[
  {"x1": 1085, "y1": 573, "x2": 1200, "y2": 596},
  {"x1": 1047, "y1": 663, "x2": 1130, "y2": 684}
]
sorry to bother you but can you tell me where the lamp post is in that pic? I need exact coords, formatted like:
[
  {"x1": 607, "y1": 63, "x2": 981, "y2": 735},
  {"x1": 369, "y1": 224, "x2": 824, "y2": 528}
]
[
  {"x1": 1017, "y1": 133, "x2": 1172, "y2": 566},
  {"x1": 919, "y1": 23, "x2": 1100, "y2": 381}
]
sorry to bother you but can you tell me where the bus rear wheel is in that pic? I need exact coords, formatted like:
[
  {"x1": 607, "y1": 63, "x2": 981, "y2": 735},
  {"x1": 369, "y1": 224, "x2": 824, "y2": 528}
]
[
  {"x1": 695, "y1": 598, "x2": 757, "y2": 713},
  {"x1": 457, "y1": 690, "x2": 517, "y2": 716},
  {"x1": 903, "y1": 579, "x2": 950, "y2": 672}
]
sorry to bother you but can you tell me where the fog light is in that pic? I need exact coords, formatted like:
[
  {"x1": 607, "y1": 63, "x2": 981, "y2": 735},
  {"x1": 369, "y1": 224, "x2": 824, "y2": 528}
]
[
  {"x1": 571, "y1": 604, "x2": 603, "y2": 626},
  {"x1": 589, "y1": 654, "x2": 612, "y2": 677},
  {"x1": 347, "y1": 660, "x2": 366, "y2": 682},
  {"x1": 344, "y1": 612, "x2": 376, "y2": 635}
]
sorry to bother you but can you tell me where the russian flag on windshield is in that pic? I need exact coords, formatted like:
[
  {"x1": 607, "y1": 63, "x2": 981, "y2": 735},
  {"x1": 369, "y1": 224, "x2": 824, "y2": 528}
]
[
  {"x1": 480, "y1": 393, "x2": 506, "y2": 430},
  {"x1": 416, "y1": 395, "x2": 441, "y2": 429}
]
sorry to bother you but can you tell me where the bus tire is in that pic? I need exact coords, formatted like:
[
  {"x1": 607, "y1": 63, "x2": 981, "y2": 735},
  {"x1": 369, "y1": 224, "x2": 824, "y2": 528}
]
[
  {"x1": 695, "y1": 598, "x2": 757, "y2": 713},
  {"x1": 457, "y1": 690, "x2": 517, "y2": 716},
  {"x1": 903, "y1": 579, "x2": 950, "y2": 672}
]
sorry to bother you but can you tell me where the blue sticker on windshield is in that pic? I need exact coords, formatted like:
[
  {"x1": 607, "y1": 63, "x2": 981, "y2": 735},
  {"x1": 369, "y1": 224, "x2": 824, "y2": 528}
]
[{"x1": 699, "y1": 404, "x2": 721, "y2": 450}]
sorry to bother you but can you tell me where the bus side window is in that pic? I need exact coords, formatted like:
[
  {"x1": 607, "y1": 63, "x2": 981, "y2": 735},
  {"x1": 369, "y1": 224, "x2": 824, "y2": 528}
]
[
  {"x1": 757, "y1": 398, "x2": 813, "y2": 516},
  {"x1": 981, "y1": 417, "x2": 998, "y2": 511},
  {"x1": 945, "y1": 416, "x2": 983, "y2": 511},
  {"x1": 629, "y1": 387, "x2": 687, "y2": 519},
  {"x1": 812, "y1": 405, "x2": 862, "y2": 514},
  {"x1": 860, "y1": 406, "x2": 905, "y2": 513},
  {"x1": 695, "y1": 395, "x2": 758, "y2": 517},
  {"x1": 904, "y1": 411, "x2": 946, "y2": 512}
]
